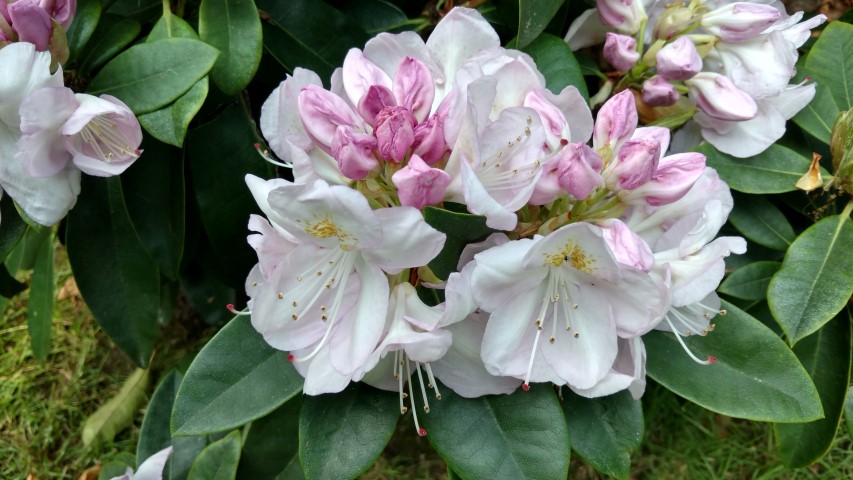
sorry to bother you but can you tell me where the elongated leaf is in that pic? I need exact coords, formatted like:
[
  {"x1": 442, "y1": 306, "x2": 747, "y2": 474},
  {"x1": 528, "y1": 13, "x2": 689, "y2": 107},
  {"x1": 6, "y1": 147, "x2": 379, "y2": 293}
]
[
  {"x1": 421, "y1": 384, "x2": 570, "y2": 480},
  {"x1": 520, "y1": 33, "x2": 587, "y2": 99},
  {"x1": 300, "y1": 384, "x2": 397, "y2": 480},
  {"x1": 171, "y1": 316, "x2": 303, "y2": 436},
  {"x1": 698, "y1": 143, "x2": 829, "y2": 194},
  {"x1": 77, "y1": 15, "x2": 141, "y2": 74},
  {"x1": 805, "y1": 22, "x2": 853, "y2": 110},
  {"x1": 199, "y1": 0, "x2": 263, "y2": 95},
  {"x1": 768, "y1": 214, "x2": 853, "y2": 345},
  {"x1": 88, "y1": 39, "x2": 220, "y2": 115},
  {"x1": 66, "y1": 0, "x2": 102, "y2": 63},
  {"x1": 563, "y1": 390, "x2": 642, "y2": 480},
  {"x1": 148, "y1": 11, "x2": 200, "y2": 41},
  {"x1": 67, "y1": 176, "x2": 161, "y2": 366},
  {"x1": 188, "y1": 431, "x2": 242, "y2": 480},
  {"x1": 0, "y1": 195, "x2": 28, "y2": 262},
  {"x1": 27, "y1": 233, "x2": 55, "y2": 362},
  {"x1": 718, "y1": 261, "x2": 781, "y2": 301},
  {"x1": 188, "y1": 103, "x2": 273, "y2": 288},
  {"x1": 237, "y1": 397, "x2": 302, "y2": 479},
  {"x1": 775, "y1": 314, "x2": 852, "y2": 467},
  {"x1": 0, "y1": 264, "x2": 24, "y2": 298},
  {"x1": 846, "y1": 386, "x2": 853, "y2": 438},
  {"x1": 793, "y1": 79, "x2": 838, "y2": 145},
  {"x1": 122, "y1": 138, "x2": 185, "y2": 280},
  {"x1": 339, "y1": 0, "x2": 409, "y2": 34},
  {"x1": 645, "y1": 302, "x2": 823, "y2": 422},
  {"x1": 83, "y1": 368, "x2": 150, "y2": 446},
  {"x1": 516, "y1": 0, "x2": 565, "y2": 49},
  {"x1": 107, "y1": 0, "x2": 160, "y2": 21},
  {"x1": 256, "y1": 0, "x2": 369, "y2": 81},
  {"x1": 728, "y1": 195, "x2": 796, "y2": 251}
]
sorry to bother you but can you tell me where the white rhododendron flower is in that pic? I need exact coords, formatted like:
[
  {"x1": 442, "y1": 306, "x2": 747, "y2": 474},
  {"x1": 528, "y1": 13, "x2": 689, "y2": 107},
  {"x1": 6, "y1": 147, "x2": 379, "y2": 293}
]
[{"x1": 109, "y1": 447, "x2": 173, "y2": 480}]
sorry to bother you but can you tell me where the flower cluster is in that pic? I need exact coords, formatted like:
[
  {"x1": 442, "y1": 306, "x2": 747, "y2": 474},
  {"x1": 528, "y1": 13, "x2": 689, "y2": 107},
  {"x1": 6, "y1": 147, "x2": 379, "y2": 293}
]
[
  {"x1": 245, "y1": 8, "x2": 744, "y2": 435},
  {"x1": 566, "y1": 0, "x2": 825, "y2": 157},
  {"x1": 0, "y1": 41, "x2": 142, "y2": 226},
  {"x1": 1, "y1": 0, "x2": 74, "y2": 62}
]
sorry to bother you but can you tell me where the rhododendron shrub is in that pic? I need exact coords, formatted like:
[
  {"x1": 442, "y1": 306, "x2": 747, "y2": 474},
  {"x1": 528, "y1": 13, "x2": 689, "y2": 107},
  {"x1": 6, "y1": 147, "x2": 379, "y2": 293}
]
[{"x1": 3, "y1": 0, "x2": 852, "y2": 478}]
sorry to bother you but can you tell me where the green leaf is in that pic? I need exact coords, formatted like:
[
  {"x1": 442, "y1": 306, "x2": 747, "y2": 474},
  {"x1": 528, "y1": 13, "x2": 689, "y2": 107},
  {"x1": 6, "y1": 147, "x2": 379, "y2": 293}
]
[
  {"x1": 67, "y1": 176, "x2": 161, "y2": 367},
  {"x1": 339, "y1": 0, "x2": 410, "y2": 34},
  {"x1": 199, "y1": 0, "x2": 263, "y2": 95},
  {"x1": 775, "y1": 313, "x2": 852, "y2": 468},
  {"x1": 27, "y1": 233, "x2": 55, "y2": 363},
  {"x1": 171, "y1": 316, "x2": 303, "y2": 436},
  {"x1": 66, "y1": 0, "x2": 102, "y2": 63},
  {"x1": 645, "y1": 301, "x2": 823, "y2": 422},
  {"x1": 88, "y1": 38, "x2": 220, "y2": 115},
  {"x1": 793, "y1": 78, "x2": 839, "y2": 145},
  {"x1": 188, "y1": 431, "x2": 242, "y2": 480},
  {"x1": 300, "y1": 384, "x2": 398, "y2": 480},
  {"x1": 107, "y1": 0, "x2": 161, "y2": 21},
  {"x1": 0, "y1": 264, "x2": 25, "y2": 298},
  {"x1": 423, "y1": 206, "x2": 492, "y2": 280},
  {"x1": 805, "y1": 22, "x2": 853, "y2": 110},
  {"x1": 139, "y1": 15, "x2": 208, "y2": 147},
  {"x1": 768, "y1": 214, "x2": 853, "y2": 345},
  {"x1": 845, "y1": 385, "x2": 853, "y2": 438},
  {"x1": 99, "y1": 456, "x2": 136, "y2": 480},
  {"x1": 121, "y1": 138, "x2": 185, "y2": 280},
  {"x1": 188, "y1": 103, "x2": 273, "y2": 288},
  {"x1": 519, "y1": 33, "x2": 588, "y2": 99},
  {"x1": 83, "y1": 368, "x2": 150, "y2": 446},
  {"x1": 562, "y1": 390, "x2": 643, "y2": 480},
  {"x1": 0, "y1": 195, "x2": 28, "y2": 262},
  {"x1": 77, "y1": 14, "x2": 141, "y2": 74},
  {"x1": 237, "y1": 397, "x2": 302, "y2": 479},
  {"x1": 728, "y1": 193, "x2": 796, "y2": 251},
  {"x1": 256, "y1": 0, "x2": 369, "y2": 81},
  {"x1": 516, "y1": 0, "x2": 565, "y2": 49},
  {"x1": 698, "y1": 143, "x2": 829, "y2": 194},
  {"x1": 718, "y1": 261, "x2": 781, "y2": 301},
  {"x1": 421, "y1": 384, "x2": 570, "y2": 480}
]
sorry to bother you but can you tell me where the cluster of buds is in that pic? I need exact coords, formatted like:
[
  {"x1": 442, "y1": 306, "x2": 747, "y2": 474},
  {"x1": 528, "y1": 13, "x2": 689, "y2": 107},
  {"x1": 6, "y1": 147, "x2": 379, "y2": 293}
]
[
  {"x1": 0, "y1": 0, "x2": 75, "y2": 64},
  {"x1": 244, "y1": 8, "x2": 743, "y2": 435},
  {"x1": 0, "y1": 42, "x2": 143, "y2": 226},
  {"x1": 566, "y1": 0, "x2": 825, "y2": 157}
]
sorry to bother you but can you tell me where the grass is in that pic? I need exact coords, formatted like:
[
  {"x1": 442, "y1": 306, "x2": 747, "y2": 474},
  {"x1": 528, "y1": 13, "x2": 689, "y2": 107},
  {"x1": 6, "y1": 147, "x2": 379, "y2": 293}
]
[{"x1": 2, "y1": 247, "x2": 852, "y2": 479}]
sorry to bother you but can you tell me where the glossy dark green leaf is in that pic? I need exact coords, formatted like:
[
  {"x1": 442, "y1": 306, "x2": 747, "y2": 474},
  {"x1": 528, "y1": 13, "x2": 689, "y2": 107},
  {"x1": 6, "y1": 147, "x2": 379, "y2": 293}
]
[
  {"x1": 0, "y1": 195, "x2": 28, "y2": 262},
  {"x1": 122, "y1": 138, "x2": 185, "y2": 280},
  {"x1": 775, "y1": 314, "x2": 852, "y2": 467},
  {"x1": 300, "y1": 384, "x2": 397, "y2": 480},
  {"x1": 88, "y1": 39, "x2": 220, "y2": 115},
  {"x1": 199, "y1": 0, "x2": 263, "y2": 95},
  {"x1": 793, "y1": 78, "x2": 838, "y2": 145},
  {"x1": 237, "y1": 397, "x2": 302, "y2": 479},
  {"x1": 421, "y1": 384, "x2": 570, "y2": 480},
  {"x1": 0, "y1": 264, "x2": 25, "y2": 298},
  {"x1": 107, "y1": 0, "x2": 160, "y2": 21},
  {"x1": 139, "y1": 15, "x2": 208, "y2": 147},
  {"x1": 256, "y1": 0, "x2": 369, "y2": 81},
  {"x1": 646, "y1": 301, "x2": 823, "y2": 422},
  {"x1": 187, "y1": 431, "x2": 242, "y2": 480},
  {"x1": 83, "y1": 368, "x2": 150, "y2": 446},
  {"x1": 423, "y1": 207, "x2": 492, "y2": 280},
  {"x1": 67, "y1": 176, "x2": 161, "y2": 366},
  {"x1": 66, "y1": 0, "x2": 102, "y2": 63},
  {"x1": 77, "y1": 15, "x2": 141, "y2": 74},
  {"x1": 188, "y1": 103, "x2": 273, "y2": 288},
  {"x1": 27, "y1": 233, "x2": 54, "y2": 363},
  {"x1": 768, "y1": 214, "x2": 853, "y2": 345},
  {"x1": 516, "y1": 0, "x2": 565, "y2": 49},
  {"x1": 718, "y1": 261, "x2": 781, "y2": 301},
  {"x1": 728, "y1": 195, "x2": 796, "y2": 251},
  {"x1": 563, "y1": 390, "x2": 642, "y2": 480},
  {"x1": 171, "y1": 316, "x2": 303, "y2": 436},
  {"x1": 339, "y1": 0, "x2": 411, "y2": 34},
  {"x1": 698, "y1": 143, "x2": 829, "y2": 194},
  {"x1": 805, "y1": 22, "x2": 853, "y2": 110},
  {"x1": 520, "y1": 33, "x2": 587, "y2": 99}
]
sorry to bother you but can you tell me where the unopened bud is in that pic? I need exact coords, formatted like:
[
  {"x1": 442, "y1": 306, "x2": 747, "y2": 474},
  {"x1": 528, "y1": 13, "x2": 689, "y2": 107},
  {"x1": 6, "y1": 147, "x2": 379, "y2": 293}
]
[
  {"x1": 830, "y1": 108, "x2": 853, "y2": 193},
  {"x1": 604, "y1": 32, "x2": 640, "y2": 73},
  {"x1": 642, "y1": 76, "x2": 680, "y2": 107},
  {"x1": 596, "y1": 0, "x2": 647, "y2": 35},
  {"x1": 656, "y1": 37, "x2": 702, "y2": 81},
  {"x1": 685, "y1": 72, "x2": 757, "y2": 121},
  {"x1": 701, "y1": 3, "x2": 781, "y2": 42}
]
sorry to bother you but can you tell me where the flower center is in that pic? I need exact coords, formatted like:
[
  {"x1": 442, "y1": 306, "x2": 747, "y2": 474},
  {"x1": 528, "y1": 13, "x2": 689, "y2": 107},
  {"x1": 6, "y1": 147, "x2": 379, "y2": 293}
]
[
  {"x1": 302, "y1": 216, "x2": 356, "y2": 250},
  {"x1": 542, "y1": 242, "x2": 595, "y2": 273},
  {"x1": 393, "y1": 350, "x2": 441, "y2": 437},
  {"x1": 79, "y1": 115, "x2": 140, "y2": 163}
]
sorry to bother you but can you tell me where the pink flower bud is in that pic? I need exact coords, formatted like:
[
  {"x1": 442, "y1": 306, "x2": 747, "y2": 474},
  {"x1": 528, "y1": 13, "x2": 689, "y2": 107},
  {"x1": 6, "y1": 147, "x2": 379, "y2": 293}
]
[
  {"x1": 298, "y1": 85, "x2": 361, "y2": 152},
  {"x1": 331, "y1": 125, "x2": 378, "y2": 180},
  {"x1": 686, "y1": 72, "x2": 757, "y2": 121},
  {"x1": 597, "y1": 0, "x2": 646, "y2": 34},
  {"x1": 701, "y1": 3, "x2": 781, "y2": 42},
  {"x1": 609, "y1": 139, "x2": 660, "y2": 190},
  {"x1": 40, "y1": 0, "x2": 76, "y2": 28},
  {"x1": 655, "y1": 37, "x2": 702, "y2": 81},
  {"x1": 593, "y1": 90, "x2": 638, "y2": 156},
  {"x1": 357, "y1": 84, "x2": 396, "y2": 126},
  {"x1": 642, "y1": 76, "x2": 680, "y2": 107},
  {"x1": 393, "y1": 56, "x2": 434, "y2": 123},
  {"x1": 600, "y1": 219, "x2": 654, "y2": 271},
  {"x1": 642, "y1": 152, "x2": 706, "y2": 205},
  {"x1": 412, "y1": 112, "x2": 447, "y2": 165},
  {"x1": 604, "y1": 33, "x2": 640, "y2": 73},
  {"x1": 529, "y1": 155, "x2": 562, "y2": 205},
  {"x1": 391, "y1": 154, "x2": 451, "y2": 209},
  {"x1": 8, "y1": 0, "x2": 52, "y2": 50},
  {"x1": 557, "y1": 143, "x2": 604, "y2": 200},
  {"x1": 374, "y1": 106, "x2": 416, "y2": 162}
]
